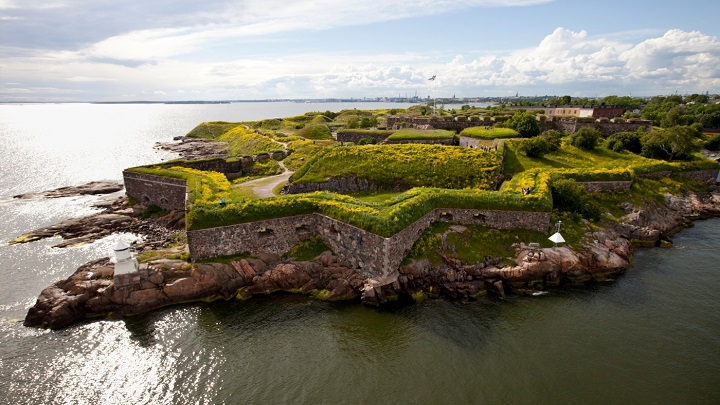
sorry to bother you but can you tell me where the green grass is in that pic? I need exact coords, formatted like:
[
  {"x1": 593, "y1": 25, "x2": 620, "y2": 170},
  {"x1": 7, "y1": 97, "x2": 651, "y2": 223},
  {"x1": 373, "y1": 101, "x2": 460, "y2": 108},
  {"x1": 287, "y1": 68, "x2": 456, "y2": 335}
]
[
  {"x1": 282, "y1": 139, "x2": 338, "y2": 171},
  {"x1": 219, "y1": 126, "x2": 284, "y2": 156},
  {"x1": 284, "y1": 235, "x2": 330, "y2": 261},
  {"x1": 404, "y1": 222, "x2": 563, "y2": 267},
  {"x1": 186, "y1": 184, "x2": 553, "y2": 237},
  {"x1": 345, "y1": 190, "x2": 405, "y2": 203},
  {"x1": 387, "y1": 129, "x2": 455, "y2": 141},
  {"x1": 186, "y1": 121, "x2": 241, "y2": 139},
  {"x1": 460, "y1": 126, "x2": 519, "y2": 139},
  {"x1": 295, "y1": 124, "x2": 333, "y2": 140},
  {"x1": 290, "y1": 144, "x2": 502, "y2": 190},
  {"x1": 505, "y1": 140, "x2": 717, "y2": 175},
  {"x1": 337, "y1": 129, "x2": 394, "y2": 137},
  {"x1": 231, "y1": 159, "x2": 282, "y2": 184}
]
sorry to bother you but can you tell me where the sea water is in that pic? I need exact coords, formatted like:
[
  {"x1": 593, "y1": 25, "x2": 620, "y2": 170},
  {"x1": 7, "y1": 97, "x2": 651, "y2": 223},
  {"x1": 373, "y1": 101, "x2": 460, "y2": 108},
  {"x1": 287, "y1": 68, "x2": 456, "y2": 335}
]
[{"x1": 0, "y1": 103, "x2": 718, "y2": 404}]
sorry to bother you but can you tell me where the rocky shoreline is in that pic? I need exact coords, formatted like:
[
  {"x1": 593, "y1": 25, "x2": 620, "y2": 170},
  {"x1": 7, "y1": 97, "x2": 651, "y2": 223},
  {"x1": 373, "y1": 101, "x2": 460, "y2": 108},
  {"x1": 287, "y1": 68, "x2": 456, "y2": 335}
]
[
  {"x1": 22, "y1": 187, "x2": 720, "y2": 330},
  {"x1": 10, "y1": 184, "x2": 183, "y2": 250}
]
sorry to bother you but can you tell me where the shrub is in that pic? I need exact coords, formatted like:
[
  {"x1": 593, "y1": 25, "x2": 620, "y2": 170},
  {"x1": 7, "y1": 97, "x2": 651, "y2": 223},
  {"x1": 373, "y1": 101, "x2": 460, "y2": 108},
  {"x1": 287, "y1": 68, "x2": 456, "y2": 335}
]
[
  {"x1": 508, "y1": 112, "x2": 541, "y2": 138},
  {"x1": 518, "y1": 137, "x2": 551, "y2": 158},
  {"x1": 570, "y1": 128, "x2": 601, "y2": 151},
  {"x1": 540, "y1": 130, "x2": 563, "y2": 152},
  {"x1": 550, "y1": 178, "x2": 601, "y2": 220},
  {"x1": 605, "y1": 131, "x2": 643, "y2": 154},
  {"x1": 704, "y1": 134, "x2": 720, "y2": 151}
]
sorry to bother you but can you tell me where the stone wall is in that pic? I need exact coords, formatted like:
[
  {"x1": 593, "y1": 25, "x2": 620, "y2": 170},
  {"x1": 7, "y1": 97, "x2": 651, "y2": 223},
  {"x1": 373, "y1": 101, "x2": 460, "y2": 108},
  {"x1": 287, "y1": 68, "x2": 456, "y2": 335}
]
[
  {"x1": 158, "y1": 153, "x2": 289, "y2": 175},
  {"x1": 577, "y1": 181, "x2": 633, "y2": 193},
  {"x1": 641, "y1": 169, "x2": 719, "y2": 184},
  {"x1": 336, "y1": 131, "x2": 392, "y2": 144},
  {"x1": 160, "y1": 158, "x2": 244, "y2": 175},
  {"x1": 187, "y1": 208, "x2": 551, "y2": 280},
  {"x1": 123, "y1": 171, "x2": 186, "y2": 210},
  {"x1": 458, "y1": 136, "x2": 502, "y2": 149},
  {"x1": 384, "y1": 139, "x2": 456, "y2": 145},
  {"x1": 283, "y1": 176, "x2": 409, "y2": 195},
  {"x1": 387, "y1": 115, "x2": 652, "y2": 137},
  {"x1": 538, "y1": 118, "x2": 652, "y2": 136}
]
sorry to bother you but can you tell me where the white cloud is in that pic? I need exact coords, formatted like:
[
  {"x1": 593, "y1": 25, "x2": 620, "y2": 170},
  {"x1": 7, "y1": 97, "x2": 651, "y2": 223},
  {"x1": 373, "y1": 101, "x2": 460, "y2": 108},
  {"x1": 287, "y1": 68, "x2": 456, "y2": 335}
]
[
  {"x1": 81, "y1": 0, "x2": 552, "y2": 61},
  {"x1": 2, "y1": 26, "x2": 719, "y2": 101}
]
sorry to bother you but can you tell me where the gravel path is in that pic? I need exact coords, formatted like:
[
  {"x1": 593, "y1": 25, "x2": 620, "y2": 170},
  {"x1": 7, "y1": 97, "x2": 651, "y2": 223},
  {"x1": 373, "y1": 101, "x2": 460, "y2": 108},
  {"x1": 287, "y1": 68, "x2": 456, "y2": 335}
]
[{"x1": 237, "y1": 161, "x2": 293, "y2": 198}]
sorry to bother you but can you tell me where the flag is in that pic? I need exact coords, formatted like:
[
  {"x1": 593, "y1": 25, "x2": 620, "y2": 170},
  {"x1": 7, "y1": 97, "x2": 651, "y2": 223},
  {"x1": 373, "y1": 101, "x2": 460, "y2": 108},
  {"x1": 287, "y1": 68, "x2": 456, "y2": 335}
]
[{"x1": 428, "y1": 75, "x2": 436, "y2": 81}]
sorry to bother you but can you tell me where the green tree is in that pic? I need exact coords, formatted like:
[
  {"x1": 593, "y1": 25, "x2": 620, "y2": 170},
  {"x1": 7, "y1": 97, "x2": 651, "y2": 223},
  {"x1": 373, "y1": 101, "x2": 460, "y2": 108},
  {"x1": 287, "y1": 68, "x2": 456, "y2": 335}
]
[
  {"x1": 705, "y1": 135, "x2": 720, "y2": 151},
  {"x1": 539, "y1": 130, "x2": 563, "y2": 152},
  {"x1": 661, "y1": 105, "x2": 686, "y2": 128},
  {"x1": 518, "y1": 136, "x2": 551, "y2": 158},
  {"x1": 641, "y1": 126, "x2": 699, "y2": 161},
  {"x1": 551, "y1": 178, "x2": 601, "y2": 220},
  {"x1": 508, "y1": 112, "x2": 540, "y2": 138},
  {"x1": 605, "y1": 131, "x2": 643, "y2": 154},
  {"x1": 347, "y1": 118, "x2": 359, "y2": 129},
  {"x1": 570, "y1": 128, "x2": 601, "y2": 151},
  {"x1": 684, "y1": 94, "x2": 709, "y2": 104}
]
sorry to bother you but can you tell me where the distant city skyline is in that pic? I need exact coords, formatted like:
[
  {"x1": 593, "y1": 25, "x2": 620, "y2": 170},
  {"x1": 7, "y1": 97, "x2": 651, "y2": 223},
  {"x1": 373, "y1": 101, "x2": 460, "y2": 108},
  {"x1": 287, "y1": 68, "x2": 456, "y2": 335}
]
[{"x1": 1, "y1": 0, "x2": 719, "y2": 102}]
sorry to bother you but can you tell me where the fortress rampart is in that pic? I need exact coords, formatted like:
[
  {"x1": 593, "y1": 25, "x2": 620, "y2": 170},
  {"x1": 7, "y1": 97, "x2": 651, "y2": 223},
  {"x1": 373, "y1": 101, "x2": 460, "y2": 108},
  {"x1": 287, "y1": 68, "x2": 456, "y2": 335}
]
[
  {"x1": 187, "y1": 209, "x2": 552, "y2": 279},
  {"x1": 385, "y1": 116, "x2": 652, "y2": 136},
  {"x1": 122, "y1": 171, "x2": 187, "y2": 211}
]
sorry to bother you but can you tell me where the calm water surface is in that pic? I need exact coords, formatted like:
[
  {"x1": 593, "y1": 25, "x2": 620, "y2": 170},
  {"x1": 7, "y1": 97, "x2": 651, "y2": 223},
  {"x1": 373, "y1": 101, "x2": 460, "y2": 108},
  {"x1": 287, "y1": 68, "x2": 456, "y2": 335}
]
[{"x1": 1, "y1": 103, "x2": 718, "y2": 404}]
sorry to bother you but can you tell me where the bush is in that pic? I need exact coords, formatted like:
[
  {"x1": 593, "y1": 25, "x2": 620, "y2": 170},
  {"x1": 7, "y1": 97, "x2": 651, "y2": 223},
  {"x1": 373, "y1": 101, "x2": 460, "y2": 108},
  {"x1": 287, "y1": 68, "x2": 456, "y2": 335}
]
[
  {"x1": 550, "y1": 178, "x2": 601, "y2": 220},
  {"x1": 605, "y1": 131, "x2": 643, "y2": 154},
  {"x1": 570, "y1": 128, "x2": 601, "y2": 151},
  {"x1": 704, "y1": 134, "x2": 720, "y2": 151},
  {"x1": 508, "y1": 112, "x2": 541, "y2": 138},
  {"x1": 540, "y1": 130, "x2": 563, "y2": 152},
  {"x1": 518, "y1": 137, "x2": 551, "y2": 158}
]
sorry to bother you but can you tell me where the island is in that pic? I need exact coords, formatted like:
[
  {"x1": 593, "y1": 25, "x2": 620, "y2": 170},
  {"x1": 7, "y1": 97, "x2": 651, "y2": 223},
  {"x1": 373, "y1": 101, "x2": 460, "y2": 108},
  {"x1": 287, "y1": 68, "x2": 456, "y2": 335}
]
[{"x1": 18, "y1": 102, "x2": 720, "y2": 329}]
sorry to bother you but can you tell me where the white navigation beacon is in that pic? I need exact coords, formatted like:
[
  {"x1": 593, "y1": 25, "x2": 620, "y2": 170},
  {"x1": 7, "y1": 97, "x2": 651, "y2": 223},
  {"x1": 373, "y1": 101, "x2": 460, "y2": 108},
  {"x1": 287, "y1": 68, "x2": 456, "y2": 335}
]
[{"x1": 113, "y1": 239, "x2": 138, "y2": 275}]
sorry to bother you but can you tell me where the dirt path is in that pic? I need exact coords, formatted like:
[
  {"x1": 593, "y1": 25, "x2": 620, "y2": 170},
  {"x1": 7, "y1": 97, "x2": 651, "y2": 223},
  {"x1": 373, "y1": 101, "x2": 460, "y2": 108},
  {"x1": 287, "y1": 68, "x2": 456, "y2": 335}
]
[
  {"x1": 236, "y1": 129, "x2": 293, "y2": 198},
  {"x1": 236, "y1": 160, "x2": 294, "y2": 198}
]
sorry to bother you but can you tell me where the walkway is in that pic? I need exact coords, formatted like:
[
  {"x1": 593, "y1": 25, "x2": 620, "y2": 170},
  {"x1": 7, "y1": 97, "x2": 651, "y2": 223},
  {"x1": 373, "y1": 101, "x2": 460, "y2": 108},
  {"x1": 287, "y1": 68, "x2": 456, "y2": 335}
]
[{"x1": 235, "y1": 160, "x2": 294, "y2": 198}]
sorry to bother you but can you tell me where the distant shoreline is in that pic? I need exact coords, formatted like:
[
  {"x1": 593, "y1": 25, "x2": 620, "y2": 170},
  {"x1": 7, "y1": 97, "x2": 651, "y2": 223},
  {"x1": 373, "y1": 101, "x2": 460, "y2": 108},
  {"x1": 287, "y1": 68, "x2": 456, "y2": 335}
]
[{"x1": 0, "y1": 99, "x2": 492, "y2": 105}]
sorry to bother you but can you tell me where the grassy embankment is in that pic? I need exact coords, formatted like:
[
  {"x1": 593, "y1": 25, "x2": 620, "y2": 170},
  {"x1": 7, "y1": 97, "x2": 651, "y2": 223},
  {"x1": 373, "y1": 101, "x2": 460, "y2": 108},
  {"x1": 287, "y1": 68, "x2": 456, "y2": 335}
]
[
  {"x1": 386, "y1": 129, "x2": 455, "y2": 141},
  {"x1": 459, "y1": 127, "x2": 519, "y2": 139}
]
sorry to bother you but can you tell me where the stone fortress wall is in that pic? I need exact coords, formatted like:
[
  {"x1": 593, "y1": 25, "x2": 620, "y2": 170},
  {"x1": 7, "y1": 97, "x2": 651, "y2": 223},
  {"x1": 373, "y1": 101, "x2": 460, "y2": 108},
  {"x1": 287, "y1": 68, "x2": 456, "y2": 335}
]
[
  {"x1": 187, "y1": 209, "x2": 552, "y2": 280},
  {"x1": 382, "y1": 115, "x2": 652, "y2": 137},
  {"x1": 122, "y1": 171, "x2": 187, "y2": 211},
  {"x1": 122, "y1": 151, "x2": 291, "y2": 210}
]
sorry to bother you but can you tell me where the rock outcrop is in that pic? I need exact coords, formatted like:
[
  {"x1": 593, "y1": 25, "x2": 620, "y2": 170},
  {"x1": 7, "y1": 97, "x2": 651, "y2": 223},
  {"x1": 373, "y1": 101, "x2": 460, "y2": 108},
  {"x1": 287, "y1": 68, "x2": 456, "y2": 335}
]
[
  {"x1": 9, "y1": 195, "x2": 183, "y2": 249},
  {"x1": 24, "y1": 251, "x2": 366, "y2": 329},
  {"x1": 13, "y1": 181, "x2": 124, "y2": 199},
  {"x1": 155, "y1": 137, "x2": 228, "y2": 160}
]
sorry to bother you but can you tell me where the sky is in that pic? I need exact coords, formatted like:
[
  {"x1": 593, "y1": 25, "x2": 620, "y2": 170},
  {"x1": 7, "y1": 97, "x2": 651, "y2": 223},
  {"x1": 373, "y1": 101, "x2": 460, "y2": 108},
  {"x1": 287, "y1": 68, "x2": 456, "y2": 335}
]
[{"x1": 1, "y1": 0, "x2": 719, "y2": 102}]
